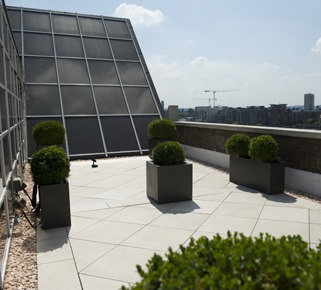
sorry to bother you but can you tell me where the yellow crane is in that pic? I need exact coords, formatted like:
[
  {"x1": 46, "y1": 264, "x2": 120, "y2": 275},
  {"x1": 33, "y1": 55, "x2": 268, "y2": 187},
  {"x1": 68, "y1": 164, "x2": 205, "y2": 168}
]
[{"x1": 204, "y1": 90, "x2": 240, "y2": 108}]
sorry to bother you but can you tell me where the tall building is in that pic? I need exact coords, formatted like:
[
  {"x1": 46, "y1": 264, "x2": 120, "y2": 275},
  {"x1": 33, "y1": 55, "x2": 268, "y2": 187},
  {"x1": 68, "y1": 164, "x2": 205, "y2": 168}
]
[
  {"x1": 304, "y1": 93, "x2": 314, "y2": 110},
  {"x1": 7, "y1": 6, "x2": 164, "y2": 158}
]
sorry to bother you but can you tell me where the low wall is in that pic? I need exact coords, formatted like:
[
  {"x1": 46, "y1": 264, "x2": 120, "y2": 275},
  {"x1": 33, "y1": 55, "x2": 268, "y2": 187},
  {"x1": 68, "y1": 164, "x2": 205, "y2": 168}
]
[{"x1": 175, "y1": 122, "x2": 321, "y2": 197}]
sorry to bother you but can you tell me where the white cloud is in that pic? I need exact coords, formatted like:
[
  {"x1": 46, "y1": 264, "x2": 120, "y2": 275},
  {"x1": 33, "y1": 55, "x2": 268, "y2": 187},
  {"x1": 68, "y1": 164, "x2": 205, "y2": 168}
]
[
  {"x1": 311, "y1": 37, "x2": 321, "y2": 54},
  {"x1": 114, "y1": 3, "x2": 165, "y2": 27},
  {"x1": 146, "y1": 55, "x2": 321, "y2": 108}
]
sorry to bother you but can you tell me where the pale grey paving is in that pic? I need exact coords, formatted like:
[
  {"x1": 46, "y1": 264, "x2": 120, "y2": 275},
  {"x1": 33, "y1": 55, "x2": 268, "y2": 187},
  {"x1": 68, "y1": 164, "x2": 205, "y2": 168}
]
[{"x1": 37, "y1": 156, "x2": 321, "y2": 290}]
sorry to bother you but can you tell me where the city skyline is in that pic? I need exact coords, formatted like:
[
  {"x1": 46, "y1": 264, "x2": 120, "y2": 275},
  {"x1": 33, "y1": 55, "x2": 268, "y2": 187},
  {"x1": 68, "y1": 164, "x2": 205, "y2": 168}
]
[{"x1": 6, "y1": 0, "x2": 321, "y2": 108}]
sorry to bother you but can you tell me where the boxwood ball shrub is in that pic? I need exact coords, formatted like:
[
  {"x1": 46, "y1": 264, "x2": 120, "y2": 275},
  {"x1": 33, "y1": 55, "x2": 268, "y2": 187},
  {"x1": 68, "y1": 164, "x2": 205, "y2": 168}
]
[
  {"x1": 148, "y1": 119, "x2": 176, "y2": 139},
  {"x1": 249, "y1": 134, "x2": 278, "y2": 162},
  {"x1": 32, "y1": 120, "x2": 65, "y2": 145},
  {"x1": 152, "y1": 141, "x2": 185, "y2": 166},
  {"x1": 224, "y1": 133, "x2": 250, "y2": 157},
  {"x1": 30, "y1": 145, "x2": 70, "y2": 185},
  {"x1": 122, "y1": 232, "x2": 321, "y2": 290}
]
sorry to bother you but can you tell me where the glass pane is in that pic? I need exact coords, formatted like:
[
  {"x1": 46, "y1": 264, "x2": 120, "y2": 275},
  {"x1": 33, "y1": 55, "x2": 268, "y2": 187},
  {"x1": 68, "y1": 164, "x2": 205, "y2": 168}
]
[
  {"x1": 93, "y1": 86, "x2": 128, "y2": 114},
  {"x1": 133, "y1": 116, "x2": 159, "y2": 150},
  {"x1": 105, "y1": 20, "x2": 131, "y2": 38},
  {"x1": 52, "y1": 15, "x2": 79, "y2": 34},
  {"x1": 0, "y1": 46, "x2": 4, "y2": 85},
  {"x1": 88, "y1": 60, "x2": 119, "y2": 84},
  {"x1": 23, "y1": 11, "x2": 51, "y2": 32},
  {"x1": 0, "y1": 89, "x2": 8, "y2": 131},
  {"x1": 55, "y1": 35, "x2": 83, "y2": 57},
  {"x1": 26, "y1": 85, "x2": 61, "y2": 115},
  {"x1": 57, "y1": 59, "x2": 89, "y2": 84},
  {"x1": 3, "y1": 136, "x2": 11, "y2": 178},
  {"x1": 7, "y1": 10, "x2": 21, "y2": 30},
  {"x1": 27, "y1": 117, "x2": 63, "y2": 156},
  {"x1": 65, "y1": 117, "x2": 104, "y2": 155},
  {"x1": 79, "y1": 17, "x2": 105, "y2": 37},
  {"x1": 24, "y1": 33, "x2": 53, "y2": 56},
  {"x1": 61, "y1": 86, "x2": 96, "y2": 115},
  {"x1": 100, "y1": 117, "x2": 138, "y2": 152},
  {"x1": 117, "y1": 62, "x2": 147, "y2": 85},
  {"x1": 12, "y1": 32, "x2": 21, "y2": 55},
  {"x1": 110, "y1": 40, "x2": 138, "y2": 60},
  {"x1": 83, "y1": 37, "x2": 112, "y2": 59},
  {"x1": 25, "y1": 57, "x2": 57, "y2": 83},
  {"x1": 124, "y1": 87, "x2": 157, "y2": 114}
]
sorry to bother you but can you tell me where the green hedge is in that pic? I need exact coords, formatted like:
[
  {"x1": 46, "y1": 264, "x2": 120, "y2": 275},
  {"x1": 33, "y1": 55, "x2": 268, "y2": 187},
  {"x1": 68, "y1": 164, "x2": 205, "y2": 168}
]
[
  {"x1": 122, "y1": 232, "x2": 321, "y2": 290},
  {"x1": 30, "y1": 145, "x2": 70, "y2": 185},
  {"x1": 32, "y1": 120, "x2": 65, "y2": 145},
  {"x1": 152, "y1": 141, "x2": 185, "y2": 166},
  {"x1": 148, "y1": 119, "x2": 176, "y2": 139}
]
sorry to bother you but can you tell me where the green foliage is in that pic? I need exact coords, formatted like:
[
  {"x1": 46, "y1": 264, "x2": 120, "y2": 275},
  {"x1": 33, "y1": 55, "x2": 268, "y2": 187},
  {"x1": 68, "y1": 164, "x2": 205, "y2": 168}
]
[
  {"x1": 32, "y1": 120, "x2": 65, "y2": 145},
  {"x1": 152, "y1": 141, "x2": 185, "y2": 166},
  {"x1": 148, "y1": 119, "x2": 176, "y2": 139},
  {"x1": 225, "y1": 133, "x2": 250, "y2": 157},
  {"x1": 30, "y1": 146, "x2": 70, "y2": 185},
  {"x1": 122, "y1": 232, "x2": 321, "y2": 290},
  {"x1": 249, "y1": 134, "x2": 278, "y2": 162}
]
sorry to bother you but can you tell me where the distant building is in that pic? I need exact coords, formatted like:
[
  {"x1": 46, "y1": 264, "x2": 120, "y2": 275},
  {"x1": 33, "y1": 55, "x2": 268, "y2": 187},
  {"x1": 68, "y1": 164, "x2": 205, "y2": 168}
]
[
  {"x1": 269, "y1": 104, "x2": 287, "y2": 127},
  {"x1": 304, "y1": 93, "x2": 314, "y2": 110}
]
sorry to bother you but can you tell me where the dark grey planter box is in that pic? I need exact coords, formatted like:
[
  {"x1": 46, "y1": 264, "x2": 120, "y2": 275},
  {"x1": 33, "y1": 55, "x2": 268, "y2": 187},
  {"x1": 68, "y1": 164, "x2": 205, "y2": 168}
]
[
  {"x1": 148, "y1": 138, "x2": 173, "y2": 158},
  {"x1": 39, "y1": 180, "x2": 71, "y2": 230},
  {"x1": 146, "y1": 160, "x2": 193, "y2": 204},
  {"x1": 229, "y1": 155, "x2": 285, "y2": 194}
]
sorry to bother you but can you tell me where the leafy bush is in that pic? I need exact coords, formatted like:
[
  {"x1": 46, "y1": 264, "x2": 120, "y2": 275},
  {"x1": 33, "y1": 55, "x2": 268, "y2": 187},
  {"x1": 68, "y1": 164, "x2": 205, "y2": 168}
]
[
  {"x1": 224, "y1": 133, "x2": 250, "y2": 157},
  {"x1": 152, "y1": 141, "x2": 185, "y2": 165},
  {"x1": 32, "y1": 120, "x2": 65, "y2": 145},
  {"x1": 30, "y1": 145, "x2": 70, "y2": 185},
  {"x1": 249, "y1": 134, "x2": 278, "y2": 162},
  {"x1": 148, "y1": 119, "x2": 176, "y2": 139},
  {"x1": 122, "y1": 232, "x2": 321, "y2": 290}
]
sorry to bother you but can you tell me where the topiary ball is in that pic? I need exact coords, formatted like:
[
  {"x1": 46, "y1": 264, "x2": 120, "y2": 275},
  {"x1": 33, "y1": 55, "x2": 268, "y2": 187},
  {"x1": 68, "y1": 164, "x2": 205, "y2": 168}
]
[
  {"x1": 32, "y1": 120, "x2": 65, "y2": 145},
  {"x1": 152, "y1": 141, "x2": 185, "y2": 166},
  {"x1": 148, "y1": 119, "x2": 176, "y2": 139},
  {"x1": 249, "y1": 134, "x2": 278, "y2": 162},
  {"x1": 30, "y1": 145, "x2": 70, "y2": 185},
  {"x1": 224, "y1": 133, "x2": 250, "y2": 157}
]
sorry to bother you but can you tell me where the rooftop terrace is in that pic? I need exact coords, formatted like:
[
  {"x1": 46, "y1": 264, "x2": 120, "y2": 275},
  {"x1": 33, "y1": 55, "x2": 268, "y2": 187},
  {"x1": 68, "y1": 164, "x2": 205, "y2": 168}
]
[{"x1": 37, "y1": 156, "x2": 321, "y2": 290}]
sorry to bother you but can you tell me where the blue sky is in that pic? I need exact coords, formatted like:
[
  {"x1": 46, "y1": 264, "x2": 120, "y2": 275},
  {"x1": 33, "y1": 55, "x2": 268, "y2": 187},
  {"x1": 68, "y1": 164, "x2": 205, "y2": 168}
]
[{"x1": 6, "y1": 0, "x2": 321, "y2": 108}]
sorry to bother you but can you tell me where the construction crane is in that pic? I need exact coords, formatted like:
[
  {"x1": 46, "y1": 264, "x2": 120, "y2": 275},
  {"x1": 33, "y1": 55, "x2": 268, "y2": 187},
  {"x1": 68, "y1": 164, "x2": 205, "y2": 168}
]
[
  {"x1": 204, "y1": 90, "x2": 240, "y2": 108},
  {"x1": 192, "y1": 98, "x2": 212, "y2": 106}
]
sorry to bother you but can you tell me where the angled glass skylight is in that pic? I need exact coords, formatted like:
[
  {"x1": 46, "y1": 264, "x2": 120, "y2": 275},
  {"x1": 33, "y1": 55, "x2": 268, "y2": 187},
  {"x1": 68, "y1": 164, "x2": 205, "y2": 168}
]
[{"x1": 7, "y1": 7, "x2": 164, "y2": 158}]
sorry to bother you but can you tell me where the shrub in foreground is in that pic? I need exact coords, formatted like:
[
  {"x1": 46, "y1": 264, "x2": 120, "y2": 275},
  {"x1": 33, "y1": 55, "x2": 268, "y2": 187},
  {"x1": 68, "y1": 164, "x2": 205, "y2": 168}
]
[
  {"x1": 122, "y1": 232, "x2": 321, "y2": 290},
  {"x1": 249, "y1": 134, "x2": 278, "y2": 162}
]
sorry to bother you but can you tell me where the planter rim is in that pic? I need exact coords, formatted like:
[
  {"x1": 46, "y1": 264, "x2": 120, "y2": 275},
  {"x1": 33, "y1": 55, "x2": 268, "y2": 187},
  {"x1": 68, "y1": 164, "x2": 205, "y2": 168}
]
[
  {"x1": 147, "y1": 160, "x2": 190, "y2": 167},
  {"x1": 230, "y1": 155, "x2": 284, "y2": 165}
]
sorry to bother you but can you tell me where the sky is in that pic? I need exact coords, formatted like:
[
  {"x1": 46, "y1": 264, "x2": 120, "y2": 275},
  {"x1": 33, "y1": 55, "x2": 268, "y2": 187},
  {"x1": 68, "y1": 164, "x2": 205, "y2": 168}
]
[{"x1": 5, "y1": 0, "x2": 321, "y2": 108}]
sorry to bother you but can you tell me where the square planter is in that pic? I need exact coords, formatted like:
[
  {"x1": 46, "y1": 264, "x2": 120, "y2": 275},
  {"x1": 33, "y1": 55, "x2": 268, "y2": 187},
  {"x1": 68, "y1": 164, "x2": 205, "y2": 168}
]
[
  {"x1": 146, "y1": 160, "x2": 193, "y2": 204},
  {"x1": 39, "y1": 180, "x2": 71, "y2": 229},
  {"x1": 229, "y1": 155, "x2": 285, "y2": 194}
]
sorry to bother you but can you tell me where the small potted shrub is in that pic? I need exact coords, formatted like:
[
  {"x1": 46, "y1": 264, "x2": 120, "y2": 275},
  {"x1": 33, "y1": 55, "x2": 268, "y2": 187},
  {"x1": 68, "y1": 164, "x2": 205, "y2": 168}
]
[
  {"x1": 225, "y1": 133, "x2": 284, "y2": 194},
  {"x1": 146, "y1": 141, "x2": 192, "y2": 204},
  {"x1": 147, "y1": 119, "x2": 176, "y2": 157},
  {"x1": 30, "y1": 145, "x2": 71, "y2": 229},
  {"x1": 32, "y1": 120, "x2": 65, "y2": 149},
  {"x1": 122, "y1": 232, "x2": 321, "y2": 289}
]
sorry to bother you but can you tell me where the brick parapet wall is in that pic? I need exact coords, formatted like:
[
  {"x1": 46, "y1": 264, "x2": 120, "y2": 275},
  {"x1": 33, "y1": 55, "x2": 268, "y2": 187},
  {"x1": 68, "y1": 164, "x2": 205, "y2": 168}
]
[{"x1": 175, "y1": 121, "x2": 321, "y2": 174}]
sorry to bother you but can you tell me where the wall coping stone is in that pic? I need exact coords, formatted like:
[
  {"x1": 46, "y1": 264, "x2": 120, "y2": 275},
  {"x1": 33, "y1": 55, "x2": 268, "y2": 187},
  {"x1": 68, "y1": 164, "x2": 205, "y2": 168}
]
[{"x1": 175, "y1": 121, "x2": 321, "y2": 140}]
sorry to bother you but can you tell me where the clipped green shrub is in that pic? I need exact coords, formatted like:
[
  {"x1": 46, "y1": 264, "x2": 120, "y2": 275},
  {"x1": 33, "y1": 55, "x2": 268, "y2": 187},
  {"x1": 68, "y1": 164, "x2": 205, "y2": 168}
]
[
  {"x1": 249, "y1": 134, "x2": 278, "y2": 162},
  {"x1": 148, "y1": 119, "x2": 176, "y2": 139},
  {"x1": 30, "y1": 145, "x2": 70, "y2": 185},
  {"x1": 224, "y1": 133, "x2": 250, "y2": 157},
  {"x1": 152, "y1": 141, "x2": 185, "y2": 166},
  {"x1": 122, "y1": 232, "x2": 321, "y2": 290},
  {"x1": 32, "y1": 120, "x2": 65, "y2": 145}
]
